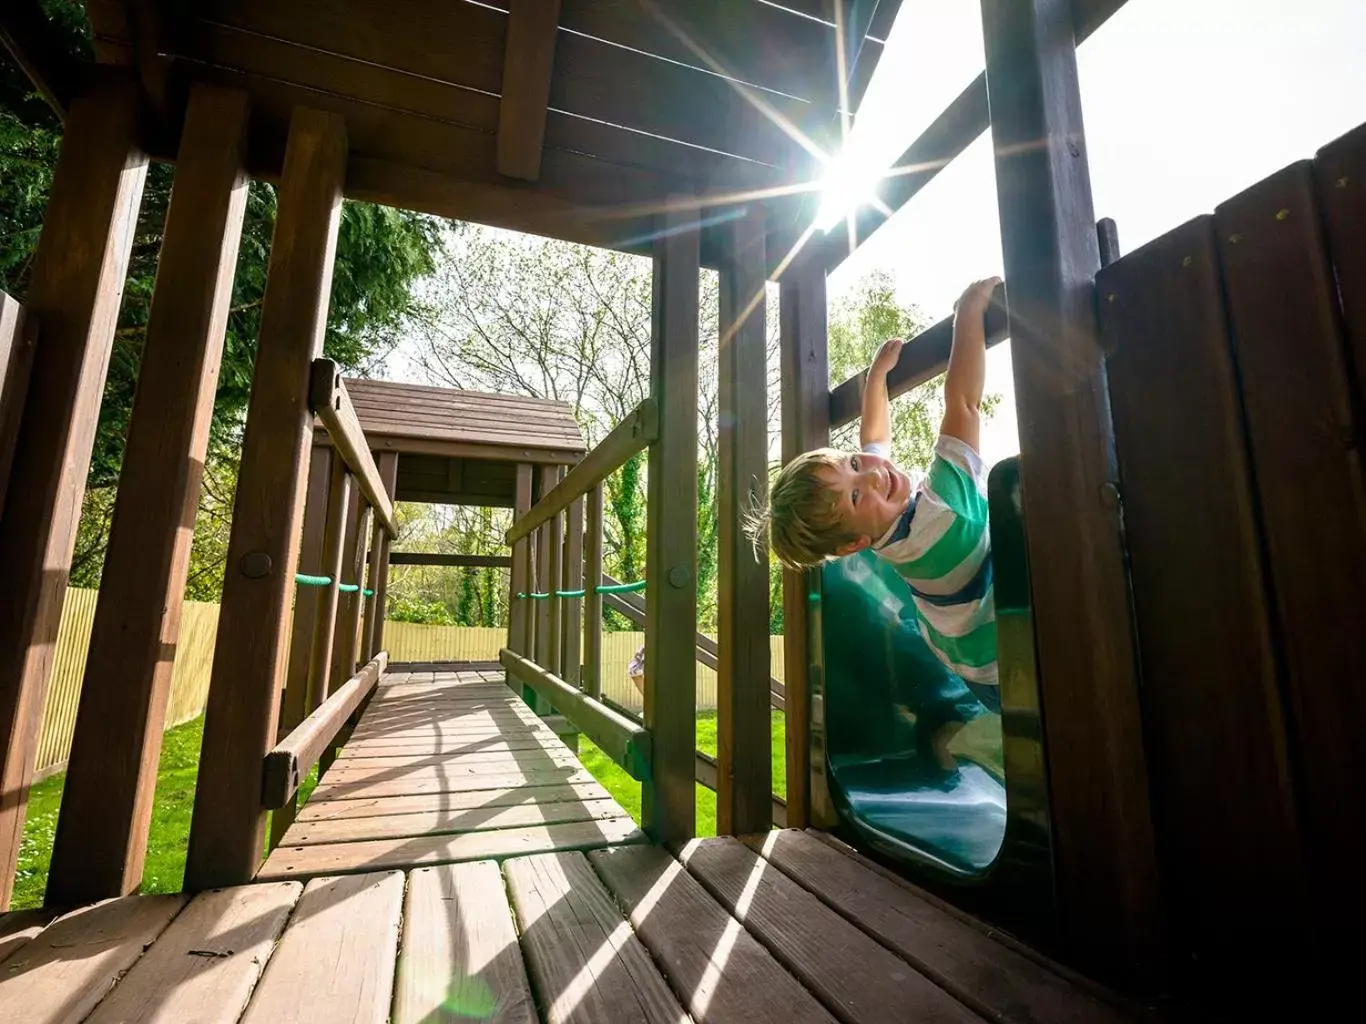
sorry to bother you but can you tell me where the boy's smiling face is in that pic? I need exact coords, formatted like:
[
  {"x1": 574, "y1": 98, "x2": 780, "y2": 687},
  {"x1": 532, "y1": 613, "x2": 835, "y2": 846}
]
[{"x1": 817, "y1": 450, "x2": 912, "y2": 556}]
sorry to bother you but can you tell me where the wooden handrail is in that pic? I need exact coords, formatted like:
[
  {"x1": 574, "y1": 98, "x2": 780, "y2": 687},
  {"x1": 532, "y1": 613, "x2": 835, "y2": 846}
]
[
  {"x1": 600, "y1": 573, "x2": 786, "y2": 711},
  {"x1": 309, "y1": 358, "x2": 398, "y2": 537},
  {"x1": 500, "y1": 648, "x2": 652, "y2": 781},
  {"x1": 827, "y1": 292, "x2": 1007, "y2": 431},
  {"x1": 388, "y1": 551, "x2": 512, "y2": 568},
  {"x1": 262, "y1": 651, "x2": 387, "y2": 809},
  {"x1": 505, "y1": 398, "x2": 658, "y2": 545}
]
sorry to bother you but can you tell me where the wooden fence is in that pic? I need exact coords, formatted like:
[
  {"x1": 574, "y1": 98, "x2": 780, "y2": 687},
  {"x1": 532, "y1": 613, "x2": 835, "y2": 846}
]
[{"x1": 37, "y1": 589, "x2": 220, "y2": 777}]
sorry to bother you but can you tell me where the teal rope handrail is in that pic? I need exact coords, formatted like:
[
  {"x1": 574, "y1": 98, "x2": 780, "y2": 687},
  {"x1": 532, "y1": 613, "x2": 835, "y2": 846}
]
[
  {"x1": 295, "y1": 574, "x2": 373, "y2": 597},
  {"x1": 516, "y1": 580, "x2": 647, "y2": 599},
  {"x1": 596, "y1": 581, "x2": 646, "y2": 594}
]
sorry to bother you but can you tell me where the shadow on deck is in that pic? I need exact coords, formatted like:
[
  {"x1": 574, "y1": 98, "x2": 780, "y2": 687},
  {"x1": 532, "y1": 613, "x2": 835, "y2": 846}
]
[{"x1": 0, "y1": 666, "x2": 1139, "y2": 1023}]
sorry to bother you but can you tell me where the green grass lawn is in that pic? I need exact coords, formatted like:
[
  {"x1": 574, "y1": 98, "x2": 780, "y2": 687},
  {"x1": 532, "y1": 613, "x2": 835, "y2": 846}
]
[
  {"x1": 12, "y1": 716, "x2": 320, "y2": 911},
  {"x1": 577, "y1": 710, "x2": 787, "y2": 837}
]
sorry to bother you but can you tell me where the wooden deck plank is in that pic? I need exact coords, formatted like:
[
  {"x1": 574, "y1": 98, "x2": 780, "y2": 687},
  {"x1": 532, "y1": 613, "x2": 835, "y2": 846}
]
[
  {"x1": 677, "y1": 838, "x2": 980, "y2": 1024},
  {"x1": 0, "y1": 908, "x2": 57, "y2": 967},
  {"x1": 0, "y1": 895, "x2": 185, "y2": 1024},
  {"x1": 259, "y1": 818, "x2": 644, "y2": 880},
  {"x1": 84, "y1": 883, "x2": 301, "y2": 1024},
  {"x1": 240, "y1": 872, "x2": 403, "y2": 1024},
  {"x1": 283, "y1": 798, "x2": 628, "y2": 846},
  {"x1": 590, "y1": 844, "x2": 837, "y2": 1024},
  {"x1": 745, "y1": 830, "x2": 1129, "y2": 1023},
  {"x1": 338, "y1": 735, "x2": 561, "y2": 757},
  {"x1": 297, "y1": 783, "x2": 615, "y2": 823},
  {"x1": 310, "y1": 766, "x2": 598, "y2": 802},
  {"x1": 394, "y1": 861, "x2": 537, "y2": 1024},
  {"x1": 322, "y1": 750, "x2": 582, "y2": 781},
  {"x1": 504, "y1": 851, "x2": 690, "y2": 1024}
]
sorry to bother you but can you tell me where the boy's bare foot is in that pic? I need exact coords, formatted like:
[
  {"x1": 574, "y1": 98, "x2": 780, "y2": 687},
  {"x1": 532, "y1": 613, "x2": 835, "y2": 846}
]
[{"x1": 931, "y1": 721, "x2": 965, "y2": 771}]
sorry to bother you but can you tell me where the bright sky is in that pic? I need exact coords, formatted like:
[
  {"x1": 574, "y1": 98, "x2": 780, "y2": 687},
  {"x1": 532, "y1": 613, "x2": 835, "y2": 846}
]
[{"x1": 827, "y1": 0, "x2": 1366, "y2": 466}]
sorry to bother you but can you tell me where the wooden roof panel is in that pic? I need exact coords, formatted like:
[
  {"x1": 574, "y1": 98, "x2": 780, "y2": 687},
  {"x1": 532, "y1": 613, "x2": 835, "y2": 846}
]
[
  {"x1": 83, "y1": 1, "x2": 904, "y2": 255},
  {"x1": 338, "y1": 379, "x2": 586, "y2": 456}
]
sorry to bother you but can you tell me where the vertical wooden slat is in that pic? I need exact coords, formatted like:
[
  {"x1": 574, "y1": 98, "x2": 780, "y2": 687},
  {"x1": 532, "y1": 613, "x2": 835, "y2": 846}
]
[
  {"x1": 716, "y1": 207, "x2": 771, "y2": 836},
  {"x1": 1215, "y1": 161, "x2": 1366, "y2": 965},
  {"x1": 778, "y1": 259, "x2": 828, "y2": 831},
  {"x1": 285, "y1": 444, "x2": 333, "y2": 722},
  {"x1": 368, "y1": 452, "x2": 399, "y2": 657},
  {"x1": 0, "y1": 79, "x2": 147, "y2": 909},
  {"x1": 360, "y1": 457, "x2": 385, "y2": 662},
  {"x1": 45, "y1": 85, "x2": 250, "y2": 907},
  {"x1": 508, "y1": 463, "x2": 533, "y2": 656},
  {"x1": 330, "y1": 493, "x2": 368, "y2": 689},
  {"x1": 533, "y1": 477, "x2": 554, "y2": 670},
  {"x1": 0, "y1": 293, "x2": 35, "y2": 519},
  {"x1": 546, "y1": 478, "x2": 564, "y2": 678},
  {"x1": 981, "y1": 0, "x2": 1162, "y2": 983},
  {"x1": 185, "y1": 106, "x2": 346, "y2": 891},
  {"x1": 1100, "y1": 216, "x2": 1308, "y2": 996},
  {"x1": 643, "y1": 203, "x2": 700, "y2": 844},
  {"x1": 562, "y1": 497, "x2": 584, "y2": 688},
  {"x1": 308, "y1": 454, "x2": 351, "y2": 713},
  {"x1": 582, "y1": 485, "x2": 604, "y2": 698}
]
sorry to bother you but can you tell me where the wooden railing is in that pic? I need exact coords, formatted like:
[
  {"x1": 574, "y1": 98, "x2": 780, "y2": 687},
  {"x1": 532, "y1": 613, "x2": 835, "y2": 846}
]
[
  {"x1": 263, "y1": 361, "x2": 401, "y2": 848},
  {"x1": 263, "y1": 652, "x2": 387, "y2": 808},
  {"x1": 501, "y1": 399, "x2": 659, "y2": 782}
]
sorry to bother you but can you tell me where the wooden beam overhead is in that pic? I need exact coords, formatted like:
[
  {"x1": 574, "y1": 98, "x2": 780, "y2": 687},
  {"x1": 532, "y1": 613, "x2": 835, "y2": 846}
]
[{"x1": 497, "y1": 0, "x2": 563, "y2": 181}]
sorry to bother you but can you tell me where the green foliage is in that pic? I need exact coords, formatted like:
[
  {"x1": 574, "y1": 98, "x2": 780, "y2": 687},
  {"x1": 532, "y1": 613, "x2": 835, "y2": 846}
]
[{"x1": 388, "y1": 595, "x2": 458, "y2": 626}]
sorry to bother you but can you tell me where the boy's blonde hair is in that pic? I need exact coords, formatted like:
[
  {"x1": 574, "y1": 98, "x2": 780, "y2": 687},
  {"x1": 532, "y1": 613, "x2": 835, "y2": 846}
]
[{"x1": 745, "y1": 448, "x2": 854, "y2": 570}]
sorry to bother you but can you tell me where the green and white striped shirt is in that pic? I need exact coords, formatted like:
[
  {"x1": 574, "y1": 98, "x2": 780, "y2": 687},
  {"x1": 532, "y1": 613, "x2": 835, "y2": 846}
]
[{"x1": 867, "y1": 436, "x2": 997, "y2": 685}]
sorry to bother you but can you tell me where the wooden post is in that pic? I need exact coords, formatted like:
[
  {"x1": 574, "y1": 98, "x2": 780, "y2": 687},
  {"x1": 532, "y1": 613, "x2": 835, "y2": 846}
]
[
  {"x1": 643, "y1": 203, "x2": 700, "y2": 844},
  {"x1": 0, "y1": 293, "x2": 35, "y2": 520},
  {"x1": 562, "y1": 496, "x2": 584, "y2": 688},
  {"x1": 716, "y1": 208, "x2": 772, "y2": 836},
  {"x1": 0, "y1": 79, "x2": 147, "y2": 908},
  {"x1": 778, "y1": 259, "x2": 829, "y2": 831},
  {"x1": 308, "y1": 453, "x2": 352, "y2": 713},
  {"x1": 45, "y1": 86, "x2": 249, "y2": 906},
  {"x1": 360, "y1": 450, "x2": 388, "y2": 661},
  {"x1": 583, "y1": 484, "x2": 604, "y2": 698},
  {"x1": 185, "y1": 107, "x2": 346, "y2": 891},
  {"x1": 330, "y1": 492, "x2": 367, "y2": 690},
  {"x1": 367, "y1": 451, "x2": 399, "y2": 658},
  {"x1": 981, "y1": 0, "x2": 1162, "y2": 982},
  {"x1": 508, "y1": 463, "x2": 533, "y2": 655}
]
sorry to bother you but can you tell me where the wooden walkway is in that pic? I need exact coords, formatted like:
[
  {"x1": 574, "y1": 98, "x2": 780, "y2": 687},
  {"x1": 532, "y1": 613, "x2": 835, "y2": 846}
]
[
  {"x1": 0, "y1": 667, "x2": 1140, "y2": 1023},
  {"x1": 260, "y1": 667, "x2": 644, "y2": 879}
]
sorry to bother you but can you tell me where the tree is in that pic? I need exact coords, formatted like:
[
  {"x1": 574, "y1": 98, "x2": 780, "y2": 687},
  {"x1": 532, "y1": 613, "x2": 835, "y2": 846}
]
[{"x1": 1, "y1": 7, "x2": 444, "y2": 595}]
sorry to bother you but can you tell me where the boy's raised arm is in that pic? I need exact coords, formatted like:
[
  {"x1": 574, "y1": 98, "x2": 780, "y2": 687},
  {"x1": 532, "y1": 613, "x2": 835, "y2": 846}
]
[
  {"x1": 860, "y1": 337, "x2": 902, "y2": 451},
  {"x1": 941, "y1": 277, "x2": 1002, "y2": 452}
]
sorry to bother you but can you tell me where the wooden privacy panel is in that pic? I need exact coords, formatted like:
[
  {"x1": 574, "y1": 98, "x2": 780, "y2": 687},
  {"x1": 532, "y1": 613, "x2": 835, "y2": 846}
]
[
  {"x1": 1214, "y1": 159, "x2": 1366, "y2": 950},
  {"x1": 1099, "y1": 216, "x2": 1307, "y2": 990},
  {"x1": 1316, "y1": 123, "x2": 1366, "y2": 410}
]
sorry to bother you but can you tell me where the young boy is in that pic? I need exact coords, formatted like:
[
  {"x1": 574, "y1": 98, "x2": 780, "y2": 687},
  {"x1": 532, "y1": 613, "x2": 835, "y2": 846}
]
[{"x1": 750, "y1": 277, "x2": 1001, "y2": 768}]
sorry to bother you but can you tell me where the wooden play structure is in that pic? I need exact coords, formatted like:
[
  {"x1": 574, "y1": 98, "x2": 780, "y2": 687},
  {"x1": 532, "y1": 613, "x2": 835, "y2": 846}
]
[{"x1": 1, "y1": 0, "x2": 1363, "y2": 1020}]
